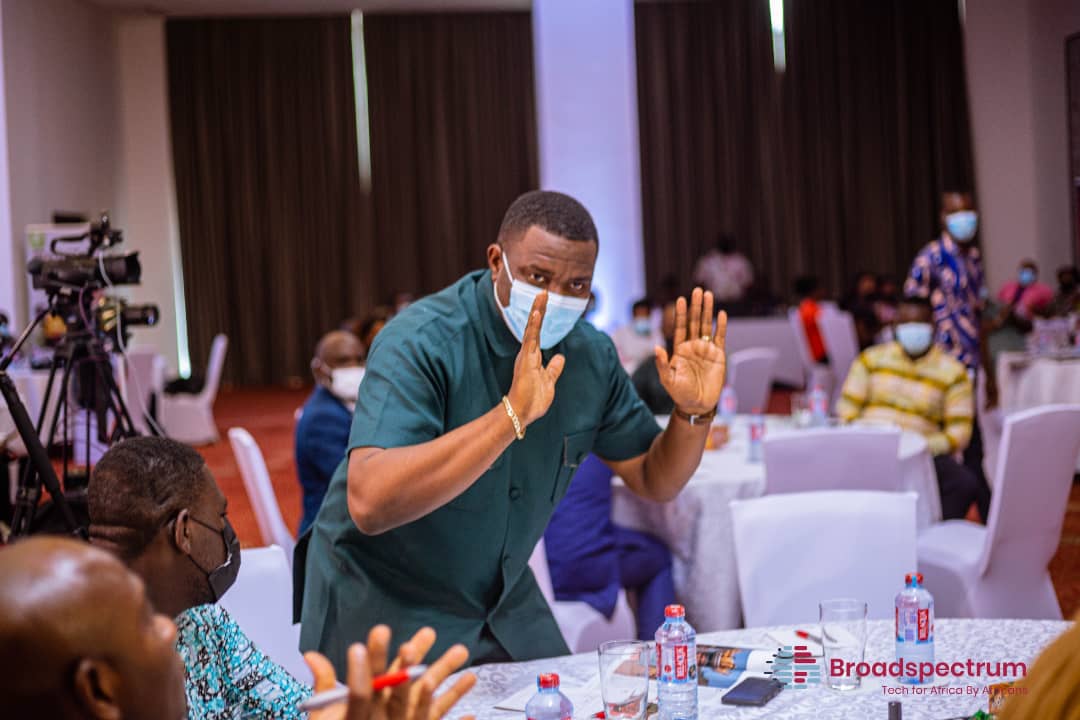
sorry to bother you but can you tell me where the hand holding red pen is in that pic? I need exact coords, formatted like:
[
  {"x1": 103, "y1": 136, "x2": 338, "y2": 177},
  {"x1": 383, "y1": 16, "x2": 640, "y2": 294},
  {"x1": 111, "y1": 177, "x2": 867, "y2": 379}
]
[{"x1": 303, "y1": 625, "x2": 477, "y2": 720}]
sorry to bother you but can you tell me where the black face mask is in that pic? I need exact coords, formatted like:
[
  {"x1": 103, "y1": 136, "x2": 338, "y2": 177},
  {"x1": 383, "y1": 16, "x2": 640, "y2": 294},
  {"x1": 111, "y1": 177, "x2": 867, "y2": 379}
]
[{"x1": 187, "y1": 516, "x2": 242, "y2": 601}]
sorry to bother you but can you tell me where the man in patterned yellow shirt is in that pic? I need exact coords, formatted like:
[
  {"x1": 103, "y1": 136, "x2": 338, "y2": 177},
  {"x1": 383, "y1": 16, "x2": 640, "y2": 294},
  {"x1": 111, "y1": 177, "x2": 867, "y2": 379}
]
[{"x1": 837, "y1": 296, "x2": 982, "y2": 520}]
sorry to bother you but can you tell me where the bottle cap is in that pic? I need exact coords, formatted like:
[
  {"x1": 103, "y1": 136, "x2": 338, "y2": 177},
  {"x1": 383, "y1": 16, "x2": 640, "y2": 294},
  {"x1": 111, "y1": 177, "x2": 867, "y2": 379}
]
[
  {"x1": 904, "y1": 572, "x2": 924, "y2": 586},
  {"x1": 888, "y1": 700, "x2": 902, "y2": 720},
  {"x1": 664, "y1": 604, "x2": 686, "y2": 619},
  {"x1": 538, "y1": 673, "x2": 560, "y2": 689}
]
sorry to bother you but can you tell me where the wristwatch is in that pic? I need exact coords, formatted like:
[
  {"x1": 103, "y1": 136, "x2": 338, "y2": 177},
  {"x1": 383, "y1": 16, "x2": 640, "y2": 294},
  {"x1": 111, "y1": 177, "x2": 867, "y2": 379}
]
[{"x1": 672, "y1": 406, "x2": 718, "y2": 426}]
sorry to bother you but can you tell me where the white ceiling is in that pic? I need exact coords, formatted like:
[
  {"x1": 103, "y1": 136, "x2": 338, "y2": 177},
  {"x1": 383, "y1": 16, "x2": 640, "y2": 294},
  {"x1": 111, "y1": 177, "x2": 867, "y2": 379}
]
[{"x1": 89, "y1": 0, "x2": 529, "y2": 16}]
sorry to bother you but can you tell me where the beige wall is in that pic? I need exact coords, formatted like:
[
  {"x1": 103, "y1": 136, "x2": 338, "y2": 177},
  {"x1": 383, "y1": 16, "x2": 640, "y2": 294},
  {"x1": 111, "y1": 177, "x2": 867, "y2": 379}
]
[
  {"x1": 113, "y1": 14, "x2": 187, "y2": 376},
  {"x1": 1, "y1": 0, "x2": 119, "y2": 326},
  {"x1": 966, "y1": 0, "x2": 1080, "y2": 290}
]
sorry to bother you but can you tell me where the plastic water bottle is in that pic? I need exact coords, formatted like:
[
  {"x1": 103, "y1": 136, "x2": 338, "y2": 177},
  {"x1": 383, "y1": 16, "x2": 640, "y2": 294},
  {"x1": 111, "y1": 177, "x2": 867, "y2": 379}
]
[
  {"x1": 525, "y1": 673, "x2": 573, "y2": 720},
  {"x1": 747, "y1": 409, "x2": 765, "y2": 463},
  {"x1": 719, "y1": 386, "x2": 738, "y2": 423},
  {"x1": 895, "y1": 572, "x2": 934, "y2": 685},
  {"x1": 809, "y1": 384, "x2": 828, "y2": 426},
  {"x1": 656, "y1": 604, "x2": 697, "y2": 720}
]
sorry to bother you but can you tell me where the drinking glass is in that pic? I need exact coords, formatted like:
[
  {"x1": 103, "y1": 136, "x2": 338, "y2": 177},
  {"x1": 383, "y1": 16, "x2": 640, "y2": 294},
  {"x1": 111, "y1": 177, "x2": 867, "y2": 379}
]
[
  {"x1": 819, "y1": 599, "x2": 868, "y2": 691},
  {"x1": 598, "y1": 640, "x2": 650, "y2": 720},
  {"x1": 790, "y1": 392, "x2": 811, "y2": 427}
]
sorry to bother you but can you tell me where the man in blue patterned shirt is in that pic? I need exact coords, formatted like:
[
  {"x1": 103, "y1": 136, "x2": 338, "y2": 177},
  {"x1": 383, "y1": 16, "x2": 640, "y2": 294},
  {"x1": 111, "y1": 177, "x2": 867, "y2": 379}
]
[{"x1": 904, "y1": 191, "x2": 985, "y2": 371}]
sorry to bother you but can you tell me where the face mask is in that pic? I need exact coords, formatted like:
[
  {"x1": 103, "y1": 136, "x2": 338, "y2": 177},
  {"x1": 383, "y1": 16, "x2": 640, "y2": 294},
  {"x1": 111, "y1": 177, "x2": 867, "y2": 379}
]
[
  {"x1": 494, "y1": 250, "x2": 589, "y2": 350},
  {"x1": 1018, "y1": 269, "x2": 1036, "y2": 287},
  {"x1": 188, "y1": 516, "x2": 242, "y2": 602},
  {"x1": 633, "y1": 318, "x2": 652, "y2": 336},
  {"x1": 329, "y1": 366, "x2": 365, "y2": 409},
  {"x1": 895, "y1": 322, "x2": 934, "y2": 357},
  {"x1": 945, "y1": 211, "x2": 978, "y2": 242}
]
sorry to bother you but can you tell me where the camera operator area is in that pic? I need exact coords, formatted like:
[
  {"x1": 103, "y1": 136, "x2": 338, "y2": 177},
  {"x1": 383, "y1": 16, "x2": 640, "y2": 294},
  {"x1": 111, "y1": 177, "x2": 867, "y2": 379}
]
[{"x1": 2, "y1": 3, "x2": 1080, "y2": 720}]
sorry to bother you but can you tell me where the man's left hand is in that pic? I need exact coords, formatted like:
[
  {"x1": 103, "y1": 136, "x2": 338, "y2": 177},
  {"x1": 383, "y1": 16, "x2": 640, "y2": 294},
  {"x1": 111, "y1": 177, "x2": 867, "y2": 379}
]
[{"x1": 655, "y1": 287, "x2": 728, "y2": 415}]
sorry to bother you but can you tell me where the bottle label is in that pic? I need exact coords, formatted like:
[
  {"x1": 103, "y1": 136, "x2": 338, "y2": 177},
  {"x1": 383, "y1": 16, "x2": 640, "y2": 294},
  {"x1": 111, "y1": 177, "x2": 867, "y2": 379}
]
[
  {"x1": 918, "y1": 608, "x2": 930, "y2": 642},
  {"x1": 750, "y1": 422, "x2": 764, "y2": 442},
  {"x1": 659, "y1": 643, "x2": 696, "y2": 684}
]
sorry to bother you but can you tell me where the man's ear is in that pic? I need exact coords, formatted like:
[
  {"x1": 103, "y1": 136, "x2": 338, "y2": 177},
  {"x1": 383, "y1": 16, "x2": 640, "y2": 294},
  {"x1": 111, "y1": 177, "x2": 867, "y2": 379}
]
[
  {"x1": 486, "y1": 243, "x2": 503, "y2": 282},
  {"x1": 172, "y1": 508, "x2": 193, "y2": 555},
  {"x1": 72, "y1": 658, "x2": 123, "y2": 720}
]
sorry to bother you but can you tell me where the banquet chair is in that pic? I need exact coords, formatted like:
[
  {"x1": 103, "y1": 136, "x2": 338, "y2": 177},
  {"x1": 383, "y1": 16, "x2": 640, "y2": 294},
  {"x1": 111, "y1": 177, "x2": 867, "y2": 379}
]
[
  {"x1": 160, "y1": 333, "x2": 227, "y2": 445},
  {"x1": 228, "y1": 427, "x2": 296, "y2": 561},
  {"x1": 528, "y1": 538, "x2": 636, "y2": 653},
  {"x1": 917, "y1": 405, "x2": 1080, "y2": 620},
  {"x1": 219, "y1": 544, "x2": 311, "y2": 683},
  {"x1": 763, "y1": 426, "x2": 902, "y2": 494},
  {"x1": 817, "y1": 310, "x2": 859, "y2": 408},
  {"x1": 124, "y1": 347, "x2": 167, "y2": 435},
  {"x1": 727, "y1": 348, "x2": 779, "y2": 413},
  {"x1": 787, "y1": 307, "x2": 832, "y2": 393},
  {"x1": 731, "y1": 490, "x2": 917, "y2": 625}
]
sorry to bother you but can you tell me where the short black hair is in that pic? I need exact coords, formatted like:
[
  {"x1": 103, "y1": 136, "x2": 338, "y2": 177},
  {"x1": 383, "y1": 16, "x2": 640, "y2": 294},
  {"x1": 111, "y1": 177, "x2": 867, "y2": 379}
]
[
  {"x1": 716, "y1": 233, "x2": 736, "y2": 254},
  {"x1": 498, "y1": 190, "x2": 598, "y2": 245},
  {"x1": 794, "y1": 275, "x2": 820, "y2": 297},
  {"x1": 632, "y1": 298, "x2": 652, "y2": 314},
  {"x1": 899, "y1": 294, "x2": 934, "y2": 315},
  {"x1": 87, "y1": 436, "x2": 210, "y2": 562}
]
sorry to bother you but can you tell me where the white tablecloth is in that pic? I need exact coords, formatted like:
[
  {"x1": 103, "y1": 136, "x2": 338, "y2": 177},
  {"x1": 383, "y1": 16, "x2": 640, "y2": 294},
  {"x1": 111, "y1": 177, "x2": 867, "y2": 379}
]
[
  {"x1": 981, "y1": 351, "x2": 1080, "y2": 478},
  {"x1": 612, "y1": 416, "x2": 940, "y2": 632},
  {"x1": 725, "y1": 316, "x2": 804, "y2": 387},
  {"x1": 451, "y1": 618, "x2": 1068, "y2": 719}
]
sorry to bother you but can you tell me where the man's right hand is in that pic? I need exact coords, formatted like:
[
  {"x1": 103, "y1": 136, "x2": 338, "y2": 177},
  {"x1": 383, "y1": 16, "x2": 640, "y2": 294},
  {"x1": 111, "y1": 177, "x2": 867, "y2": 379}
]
[{"x1": 506, "y1": 292, "x2": 566, "y2": 427}]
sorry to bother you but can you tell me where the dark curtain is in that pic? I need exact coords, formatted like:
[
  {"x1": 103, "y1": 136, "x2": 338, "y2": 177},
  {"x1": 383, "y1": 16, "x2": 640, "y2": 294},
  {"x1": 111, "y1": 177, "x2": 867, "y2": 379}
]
[
  {"x1": 167, "y1": 17, "x2": 372, "y2": 386},
  {"x1": 362, "y1": 12, "x2": 538, "y2": 298},
  {"x1": 636, "y1": 0, "x2": 975, "y2": 303}
]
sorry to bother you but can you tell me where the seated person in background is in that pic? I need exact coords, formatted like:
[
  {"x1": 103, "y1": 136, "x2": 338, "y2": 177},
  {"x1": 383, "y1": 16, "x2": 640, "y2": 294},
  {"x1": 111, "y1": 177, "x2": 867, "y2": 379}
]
[
  {"x1": 997, "y1": 259, "x2": 1054, "y2": 320},
  {"x1": 632, "y1": 301, "x2": 677, "y2": 415},
  {"x1": 296, "y1": 330, "x2": 365, "y2": 533},
  {"x1": 612, "y1": 298, "x2": 663, "y2": 373},
  {"x1": 841, "y1": 271, "x2": 881, "y2": 349},
  {"x1": 1051, "y1": 265, "x2": 1080, "y2": 317},
  {"x1": 836, "y1": 296, "x2": 986, "y2": 521},
  {"x1": 0, "y1": 536, "x2": 475, "y2": 720},
  {"x1": 794, "y1": 275, "x2": 828, "y2": 363},
  {"x1": 544, "y1": 454, "x2": 676, "y2": 640},
  {"x1": 874, "y1": 275, "x2": 900, "y2": 328},
  {"x1": 349, "y1": 306, "x2": 393, "y2": 357},
  {"x1": 693, "y1": 232, "x2": 753, "y2": 302}
]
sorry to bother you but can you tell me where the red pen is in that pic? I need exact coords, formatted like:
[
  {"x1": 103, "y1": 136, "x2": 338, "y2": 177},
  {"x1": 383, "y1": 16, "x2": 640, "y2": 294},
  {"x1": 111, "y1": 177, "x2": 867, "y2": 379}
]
[
  {"x1": 298, "y1": 664, "x2": 428, "y2": 712},
  {"x1": 795, "y1": 629, "x2": 823, "y2": 644}
]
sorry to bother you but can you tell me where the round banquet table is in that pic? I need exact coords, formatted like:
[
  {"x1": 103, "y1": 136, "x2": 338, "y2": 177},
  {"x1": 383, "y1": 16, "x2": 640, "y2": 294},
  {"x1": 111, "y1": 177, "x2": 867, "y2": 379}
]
[
  {"x1": 612, "y1": 415, "x2": 941, "y2": 632},
  {"x1": 448, "y1": 618, "x2": 1069, "y2": 719}
]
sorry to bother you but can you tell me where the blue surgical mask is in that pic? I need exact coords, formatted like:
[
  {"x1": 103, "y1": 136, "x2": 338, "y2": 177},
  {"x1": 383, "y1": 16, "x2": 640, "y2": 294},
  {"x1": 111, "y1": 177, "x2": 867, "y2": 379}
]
[
  {"x1": 945, "y1": 210, "x2": 978, "y2": 242},
  {"x1": 896, "y1": 322, "x2": 934, "y2": 357},
  {"x1": 494, "y1": 250, "x2": 589, "y2": 350},
  {"x1": 633, "y1": 318, "x2": 652, "y2": 336},
  {"x1": 1018, "y1": 268, "x2": 1036, "y2": 287}
]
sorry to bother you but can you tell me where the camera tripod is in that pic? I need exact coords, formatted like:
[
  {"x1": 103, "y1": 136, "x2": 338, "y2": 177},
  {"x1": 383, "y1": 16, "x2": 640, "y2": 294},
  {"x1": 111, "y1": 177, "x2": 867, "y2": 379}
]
[{"x1": 1, "y1": 297, "x2": 139, "y2": 538}]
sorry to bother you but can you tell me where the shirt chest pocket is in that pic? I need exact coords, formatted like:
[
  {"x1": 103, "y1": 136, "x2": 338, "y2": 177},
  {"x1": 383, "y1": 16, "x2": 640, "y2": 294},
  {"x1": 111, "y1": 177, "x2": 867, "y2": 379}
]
[{"x1": 551, "y1": 429, "x2": 596, "y2": 504}]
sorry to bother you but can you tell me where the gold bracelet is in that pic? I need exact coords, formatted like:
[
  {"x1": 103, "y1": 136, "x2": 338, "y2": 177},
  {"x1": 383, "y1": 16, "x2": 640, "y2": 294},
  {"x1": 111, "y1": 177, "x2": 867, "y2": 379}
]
[{"x1": 502, "y1": 395, "x2": 525, "y2": 440}]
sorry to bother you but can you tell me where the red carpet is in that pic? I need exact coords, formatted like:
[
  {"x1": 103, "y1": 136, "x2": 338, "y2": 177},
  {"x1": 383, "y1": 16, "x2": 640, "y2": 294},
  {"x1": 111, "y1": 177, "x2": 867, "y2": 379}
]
[{"x1": 200, "y1": 387, "x2": 1080, "y2": 617}]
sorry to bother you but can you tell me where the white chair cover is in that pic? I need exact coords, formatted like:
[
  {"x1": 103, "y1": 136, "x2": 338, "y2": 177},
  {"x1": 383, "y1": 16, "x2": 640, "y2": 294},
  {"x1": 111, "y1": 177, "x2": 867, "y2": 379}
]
[
  {"x1": 161, "y1": 334, "x2": 228, "y2": 445},
  {"x1": 727, "y1": 348, "x2": 779, "y2": 414},
  {"x1": 731, "y1": 490, "x2": 918, "y2": 625},
  {"x1": 817, "y1": 309, "x2": 859, "y2": 407},
  {"x1": 918, "y1": 405, "x2": 1080, "y2": 619},
  {"x1": 763, "y1": 426, "x2": 902, "y2": 495},
  {"x1": 228, "y1": 427, "x2": 295, "y2": 560}
]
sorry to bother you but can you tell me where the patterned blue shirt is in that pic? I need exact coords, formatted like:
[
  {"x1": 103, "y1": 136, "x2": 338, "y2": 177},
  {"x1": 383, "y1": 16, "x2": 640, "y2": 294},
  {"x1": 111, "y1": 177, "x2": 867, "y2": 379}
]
[
  {"x1": 905, "y1": 234, "x2": 985, "y2": 370},
  {"x1": 176, "y1": 604, "x2": 311, "y2": 719}
]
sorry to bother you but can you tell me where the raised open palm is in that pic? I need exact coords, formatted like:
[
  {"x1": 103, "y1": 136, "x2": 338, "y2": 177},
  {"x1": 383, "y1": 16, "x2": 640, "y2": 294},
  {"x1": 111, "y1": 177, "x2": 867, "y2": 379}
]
[
  {"x1": 655, "y1": 288, "x2": 728, "y2": 415},
  {"x1": 506, "y1": 292, "x2": 566, "y2": 426}
]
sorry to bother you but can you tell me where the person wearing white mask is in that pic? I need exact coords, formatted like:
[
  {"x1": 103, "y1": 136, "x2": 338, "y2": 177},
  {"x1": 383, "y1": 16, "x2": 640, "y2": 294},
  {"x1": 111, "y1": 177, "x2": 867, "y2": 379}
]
[
  {"x1": 837, "y1": 296, "x2": 982, "y2": 520},
  {"x1": 611, "y1": 297, "x2": 663, "y2": 373},
  {"x1": 297, "y1": 190, "x2": 730, "y2": 673},
  {"x1": 295, "y1": 330, "x2": 365, "y2": 534}
]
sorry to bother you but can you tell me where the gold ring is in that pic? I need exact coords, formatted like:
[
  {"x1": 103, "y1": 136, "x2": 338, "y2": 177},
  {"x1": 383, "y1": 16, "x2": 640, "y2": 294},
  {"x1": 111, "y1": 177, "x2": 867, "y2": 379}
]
[{"x1": 701, "y1": 335, "x2": 711, "y2": 342}]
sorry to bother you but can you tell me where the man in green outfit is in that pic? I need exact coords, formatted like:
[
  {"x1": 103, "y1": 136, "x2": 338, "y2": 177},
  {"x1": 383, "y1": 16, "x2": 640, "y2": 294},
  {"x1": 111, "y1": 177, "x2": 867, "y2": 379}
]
[{"x1": 298, "y1": 190, "x2": 729, "y2": 672}]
